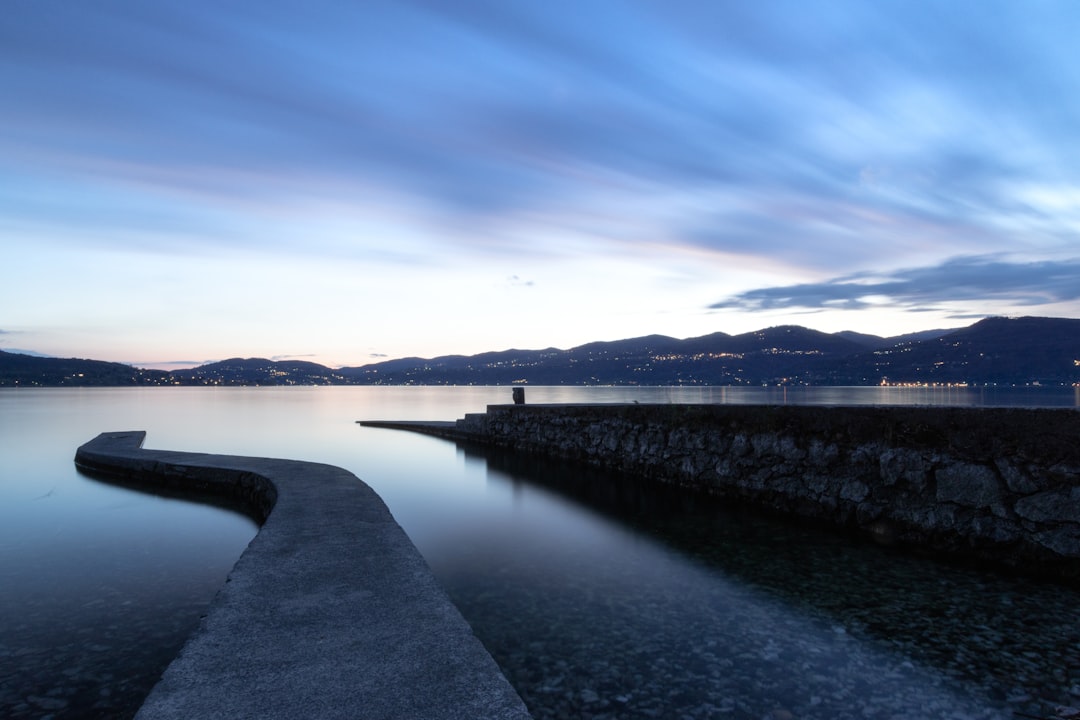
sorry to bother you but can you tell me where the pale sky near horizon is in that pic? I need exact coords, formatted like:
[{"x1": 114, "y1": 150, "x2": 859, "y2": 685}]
[{"x1": 3, "y1": 1, "x2": 1080, "y2": 370}]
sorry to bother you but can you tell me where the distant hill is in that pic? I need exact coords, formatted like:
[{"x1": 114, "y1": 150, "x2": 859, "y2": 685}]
[
  {"x1": 340, "y1": 317, "x2": 1080, "y2": 386},
  {"x1": 338, "y1": 325, "x2": 870, "y2": 386},
  {"x1": 169, "y1": 357, "x2": 349, "y2": 386},
  {"x1": 824, "y1": 316, "x2": 1080, "y2": 385},
  {"x1": 834, "y1": 328, "x2": 953, "y2": 349},
  {"x1": 2, "y1": 316, "x2": 1078, "y2": 387},
  {"x1": 0, "y1": 350, "x2": 170, "y2": 386}
]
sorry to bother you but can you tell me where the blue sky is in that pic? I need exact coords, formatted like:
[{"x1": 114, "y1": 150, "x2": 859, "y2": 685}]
[{"x1": 3, "y1": 1, "x2": 1079, "y2": 369}]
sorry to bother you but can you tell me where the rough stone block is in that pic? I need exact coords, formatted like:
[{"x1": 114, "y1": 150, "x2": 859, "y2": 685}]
[
  {"x1": 840, "y1": 480, "x2": 870, "y2": 503},
  {"x1": 1015, "y1": 488, "x2": 1080, "y2": 524},
  {"x1": 935, "y1": 463, "x2": 1002, "y2": 509},
  {"x1": 971, "y1": 516, "x2": 1021, "y2": 545},
  {"x1": 806, "y1": 438, "x2": 839, "y2": 467},
  {"x1": 1033, "y1": 526, "x2": 1080, "y2": 557},
  {"x1": 994, "y1": 457, "x2": 1039, "y2": 494},
  {"x1": 879, "y1": 448, "x2": 932, "y2": 490}
]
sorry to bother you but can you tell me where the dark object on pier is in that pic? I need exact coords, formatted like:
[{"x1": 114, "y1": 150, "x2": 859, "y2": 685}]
[{"x1": 512, "y1": 387, "x2": 525, "y2": 404}]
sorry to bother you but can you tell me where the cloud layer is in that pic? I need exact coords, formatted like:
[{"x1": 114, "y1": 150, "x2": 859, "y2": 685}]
[
  {"x1": 2, "y1": 0, "x2": 1079, "y2": 363},
  {"x1": 711, "y1": 255, "x2": 1080, "y2": 313}
]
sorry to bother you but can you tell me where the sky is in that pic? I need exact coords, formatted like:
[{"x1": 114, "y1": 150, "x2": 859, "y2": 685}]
[{"x1": 3, "y1": 0, "x2": 1080, "y2": 369}]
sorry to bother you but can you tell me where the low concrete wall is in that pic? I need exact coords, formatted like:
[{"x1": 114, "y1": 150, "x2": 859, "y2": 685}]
[
  {"x1": 444, "y1": 404, "x2": 1080, "y2": 581},
  {"x1": 75, "y1": 431, "x2": 531, "y2": 720}
]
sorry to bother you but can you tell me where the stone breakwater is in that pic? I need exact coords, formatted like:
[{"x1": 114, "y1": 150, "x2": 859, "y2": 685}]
[{"x1": 445, "y1": 404, "x2": 1080, "y2": 581}]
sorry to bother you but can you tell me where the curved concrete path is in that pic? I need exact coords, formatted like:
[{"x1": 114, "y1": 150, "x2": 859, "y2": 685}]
[{"x1": 75, "y1": 431, "x2": 531, "y2": 720}]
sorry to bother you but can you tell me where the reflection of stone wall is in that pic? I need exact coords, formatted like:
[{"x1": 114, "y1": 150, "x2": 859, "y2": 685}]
[{"x1": 457, "y1": 404, "x2": 1080, "y2": 580}]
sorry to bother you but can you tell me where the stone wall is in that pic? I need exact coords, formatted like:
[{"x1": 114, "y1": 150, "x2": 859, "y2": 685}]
[{"x1": 456, "y1": 404, "x2": 1080, "y2": 581}]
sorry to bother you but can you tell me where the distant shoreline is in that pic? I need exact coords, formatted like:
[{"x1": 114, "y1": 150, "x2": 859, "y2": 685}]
[{"x1": 4, "y1": 316, "x2": 1080, "y2": 387}]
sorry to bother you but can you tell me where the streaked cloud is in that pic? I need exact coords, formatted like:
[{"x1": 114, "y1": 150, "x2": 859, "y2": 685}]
[
  {"x1": 710, "y1": 256, "x2": 1080, "y2": 312},
  {"x1": 4, "y1": 349, "x2": 53, "y2": 358},
  {"x1": 271, "y1": 354, "x2": 318, "y2": 362},
  {"x1": 2, "y1": 0, "x2": 1079, "y2": 364}
]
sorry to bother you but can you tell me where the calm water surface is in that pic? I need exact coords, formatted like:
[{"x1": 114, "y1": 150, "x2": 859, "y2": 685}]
[{"x1": 1, "y1": 386, "x2": 1078, "y2": 719}]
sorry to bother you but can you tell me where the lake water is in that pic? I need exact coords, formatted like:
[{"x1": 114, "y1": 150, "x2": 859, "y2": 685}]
[{"x1": 1, "y1": 386, "x2": 1079, "y2": 719}]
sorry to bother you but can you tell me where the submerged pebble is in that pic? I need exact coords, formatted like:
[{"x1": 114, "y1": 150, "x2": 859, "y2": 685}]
[{"x1": 440, "y1": 452, "x2": 1080, "y2": 720}]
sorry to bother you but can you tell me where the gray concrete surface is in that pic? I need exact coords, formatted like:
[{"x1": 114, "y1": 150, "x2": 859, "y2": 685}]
[
  {"x1": 357, "y1": 420, "x2": 471, "y2": 442},
  {"x1": 75, "y1": 431, "x2": 531, "y2": 720}
]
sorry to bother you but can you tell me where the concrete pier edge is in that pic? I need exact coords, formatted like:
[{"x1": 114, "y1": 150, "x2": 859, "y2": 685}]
[{"x1": 74, "y1": 431, "x2": 531, "y2": 720}]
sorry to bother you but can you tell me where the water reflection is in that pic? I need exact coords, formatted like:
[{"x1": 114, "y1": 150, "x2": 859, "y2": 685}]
[
  {"x1": 413, "y1": 443, "x2": 1080, "y2": 720},
  {"x1": 3, "y1": 386, "x2": 1078, "y2": 720},
  {"x1": 0, "y1": 390, "x2": 259, "y2": 719}
]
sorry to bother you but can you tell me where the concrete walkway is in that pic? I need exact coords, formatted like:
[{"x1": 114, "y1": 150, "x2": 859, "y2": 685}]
[
  {"x1": 356, "y1": 419, "x2": 474, "y2": 442},
  {"x1": 75, "y1": 431, "x2": 531, "y2": 720}
]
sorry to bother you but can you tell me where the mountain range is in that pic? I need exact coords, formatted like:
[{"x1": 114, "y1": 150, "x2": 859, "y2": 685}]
[{"x1": 2, "y1": 316, "x2": 1078, "y2": 387}]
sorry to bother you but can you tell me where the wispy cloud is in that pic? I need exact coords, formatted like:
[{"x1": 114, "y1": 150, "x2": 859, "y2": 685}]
[
  {"x1": 132, "y1": 359, "x2": 215, "y2": 368},
  {"x1": 5, "y1": 1, "x2": 1078, "y2": 260},
  {"x1": 3, "y1": 1, "x2": 1080, "y2": 363},
  {"x1": 271, "y1": 354, "x2": 318, "y2": 361},
  {"x1": 710, "y1": 256, "x2": 1080, "y2": 312},
  {"x1": 5, "y1": 349, "x2": 53, "y2": 358}
]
